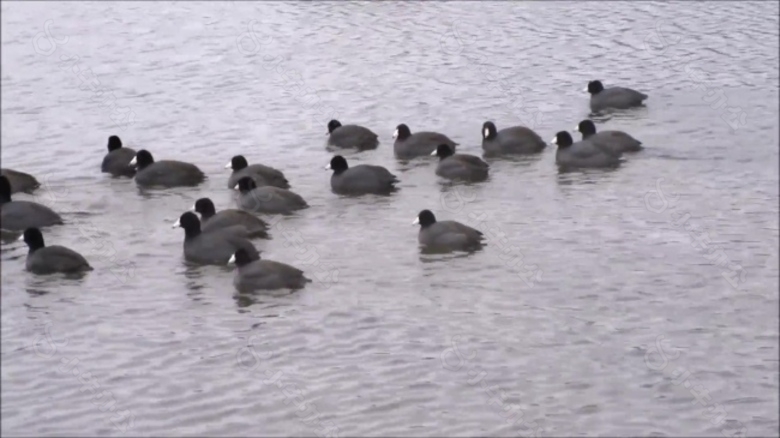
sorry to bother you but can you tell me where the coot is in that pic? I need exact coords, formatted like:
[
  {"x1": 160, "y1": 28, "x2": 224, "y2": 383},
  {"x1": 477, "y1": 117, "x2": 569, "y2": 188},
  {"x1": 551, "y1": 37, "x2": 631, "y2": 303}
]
[
  {"x1": 327, "y1": 120, "x2": 379, "y2": 150},
  {"x1": 234, "y1": 177, "x2": 308, "y2": 215},
  {"x1": 229, "y1": 248, "x2": 312, "y2": 292},
  {"x1": 19, "y1": 227, "x2": 92, "y2": 274},
  {"x1": 432, "y1": 144, "x2": 489, "y2": 182},
  {"x1": 552, "y1": 131, "x2": 621, "y2": 169},
  {"x1": 172, "y1": 211, "x2": 260, "y2": 265},
  {"x1": 574, "y1": 119, "x2": 643, "y2": 155},
  {"x1": 192, "y1": 197, "x2": 270, "y2": 239},
  {"x1": 393, "y1": 123, "x2": 458, "y2": 159},
  {"x1": 413, "y1": 209, "x2": 485, "y2": 252},
  {"x1": 226, "y1": 155, "x2": 290, "y2": 190},
  {"x1": 0, "y1": 169, "x2": 40, "y2": 194},
  {"x1": 101, "y1": 135, "x2": 137, "y2": 177},
  {"x1": 0, "y1": 176, "x2": 63, "y2": 231},
  {"x1": 481, "y1": 121, "x2": 546, "y2": 156},
  {"x1": 131, "y1": 150, "x2": 206, "y2": 188},
  {"x1": 326, "y1": 155, "x2": 399, "y2": 195},
  {"x1": 586, "y1": 80, "x2": 648, "y2": 112}
]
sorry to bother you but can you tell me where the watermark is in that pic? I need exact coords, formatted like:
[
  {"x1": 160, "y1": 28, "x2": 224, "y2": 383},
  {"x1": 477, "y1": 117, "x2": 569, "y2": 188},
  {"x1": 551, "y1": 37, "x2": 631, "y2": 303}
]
[
  {"x1": 439, "y1": 186, "x2": 543, "y2": 287},
  {"x1": 441, "y1": 335, "x2": 544, "y2": 437},
  {"x1": 265, "y1": 215, "x2": 340, "y2": 289},
  {"x1": 643, "y1": 178, "x2": 747, "y2": 291},
  {"x1": 73, "y1": 219, "x2": 137, "y2": 284},
  {"x1": 29, "y1": 174, "x2": 137, "y2": 284},
  {"x1": 232, "y1": 188, "x2": 339, "y2": 290},
  {"x1": 532, "y1": 305, "x2": 617, "y2": 347},
  {"x1": 32, "y1": 20, "x2": 136, "y2": 131},
  {"x1": 642, "y1": 20, "x2": 747, "y2": 132},
  {"x1": 31, "y1": 19, "x2": 69, "y2": 56},
  {"x1": 237, "y1": 335, "x2": 340, "y2": 437},
  {"x1": 645, "y1": 335, "x2": 748, "y2": 437},
  {"x1": 33, "y1": 323, "x2": 136, "y2": 434},
  {"x1": 439, "y1": 20, "x2": 544, "y2": 130},
  {"x1": 236, "y1": 20, "x2": 339, "y2": 133}
]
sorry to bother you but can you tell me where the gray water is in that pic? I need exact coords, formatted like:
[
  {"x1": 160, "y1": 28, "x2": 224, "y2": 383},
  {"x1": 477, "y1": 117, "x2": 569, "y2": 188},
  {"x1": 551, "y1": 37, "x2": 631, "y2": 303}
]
[{"x1": 1, "y1": 1, "x2": 778, "y2": 436}]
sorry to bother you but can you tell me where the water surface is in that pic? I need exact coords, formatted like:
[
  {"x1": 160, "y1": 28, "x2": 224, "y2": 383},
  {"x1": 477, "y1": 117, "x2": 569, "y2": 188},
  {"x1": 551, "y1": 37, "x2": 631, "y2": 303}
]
[{"x1": 2, "y1": 1, "x2": 778, "y2": 436}]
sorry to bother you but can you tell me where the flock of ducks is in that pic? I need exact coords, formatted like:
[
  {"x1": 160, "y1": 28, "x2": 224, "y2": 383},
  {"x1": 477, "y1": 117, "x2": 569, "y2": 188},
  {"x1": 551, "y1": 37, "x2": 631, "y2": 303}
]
[{"x1": 1, "y1": 80, "x2": 648, "y2": 291}]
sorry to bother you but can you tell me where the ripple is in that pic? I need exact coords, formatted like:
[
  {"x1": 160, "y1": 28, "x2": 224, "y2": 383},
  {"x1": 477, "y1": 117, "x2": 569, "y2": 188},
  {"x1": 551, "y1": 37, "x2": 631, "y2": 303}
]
[{"x1": 2, "y1": 1, "x2": 779, "y2": 437}]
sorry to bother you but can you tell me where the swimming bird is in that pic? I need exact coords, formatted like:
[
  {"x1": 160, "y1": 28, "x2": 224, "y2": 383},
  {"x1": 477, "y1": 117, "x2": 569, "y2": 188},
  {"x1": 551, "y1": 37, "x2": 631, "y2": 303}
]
[
  {"x1": 326, "y1": 120, "x2": 379, "y2": 150},
  {"x1": 101, "y1": 135, "x2": 137, "y2": 177},
  {"x1": 552, "y1": 131, "x2": 621, "y2": 170},
  {"x1": 0, "y1": 168, "x2": 40, "y2": 194},
  {"x1": 574, "y1": 119, "x2": 643, "y2": 155},
  {"x1": 0, "y1": 176, "x2": 63, "y2": 231},
  {"x1": 130, "y1": 150, "x2": 206, "y2": 188},
  {"x1": 432, "y1": 144, "x2": 489, "y2": 182},
  {"x1": 326, "y1": 155, "x2": 399, "y2": 195},
  {"x1": 481, "y1": 121, "x2": 546, "y2": 156},
  {"x1": 19, "y1": 227, "x2": 93, "y2": 275},
  {"x1": 586, "y1": 80, "x2": 648, "y2": 112},
  {"x1": 393, "y1": 123, "x2": 458, "y2": 159},
  {"x1": 172, "y1": 211, "x2": 260, "y2": 265},
  {"x1": 234, "y1": 177, "x2": 308, "y2": 214},
  {"x1": 229, "y1": 248, "x2": 312, "y2": 292},
  {"x1": 413, "y1": 209, "x2": 485, "y2": 252},
  {"x1": 192, "y1": 197, "x2": 270, "y2": 239},
  {"x1": 226, "y1": 155, "x2": 290, "y2": 190}
]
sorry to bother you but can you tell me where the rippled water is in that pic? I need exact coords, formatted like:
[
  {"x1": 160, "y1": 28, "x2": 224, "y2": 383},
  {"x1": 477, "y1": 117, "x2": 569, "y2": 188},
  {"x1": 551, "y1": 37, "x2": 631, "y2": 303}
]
[{"x1": 2, "y1": 1, "x2": 778, "y2": 436}]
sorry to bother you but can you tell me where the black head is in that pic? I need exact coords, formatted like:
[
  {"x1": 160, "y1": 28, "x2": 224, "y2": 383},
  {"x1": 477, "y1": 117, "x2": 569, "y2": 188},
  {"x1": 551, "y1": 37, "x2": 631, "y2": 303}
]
[
  {"x1": 230, "y1": 248, "x2": 256, "y2": 267},
  {"x1": 433, "y1": 144, "x2": 455, "y2": 160},
  {"x1": 414, "y1": 209, "x2": 437, "y2": 228},
  {"x1": 21, "y1": 227, "x2": 45, "y2": 252},
  {"x1": 235, "y1": 176, "x2": 257, "y2": 193},
  {"x1": 576, "y1": 120, "x2": 597, "y2": 138},
  {"x1": 107, "y1": 135, "x2": 122, "y2": 152},
  {"x1": 229, "y1": 155, "x2": 249, "y2": 171},
  {"x1": 133, "y1": 149, "x2": 154, "y2": 170},
  {"x1": 328, "y1": 155, "x2": 348, "y2": 173},
  {"x1": 0, "y1": 175, "x2": 11, "y2": 203},
  {"x1": 587, "y1": 80, "x2": 604, "y2": 95},
  {"x1": 394, "y1": 124, "x2": 411, "y2": 141},
  {"x1": 482, "y1": 121, "x2": 498, "y2": 140},
  {"x1": 193, "y1": 198, "x2": 216, "y2": 218},
  {"x1": 327, "y1": 119, "x2": 342, "y2": 134},
  {"x1": 552, "y1": 131, "x2": 574, "y2": 149},
  {"x1": 173, "y1": 211, "x2": 201, "y2": 237}
]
